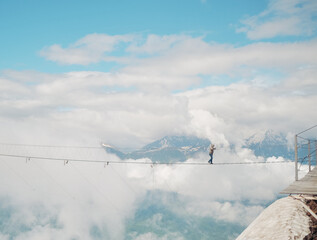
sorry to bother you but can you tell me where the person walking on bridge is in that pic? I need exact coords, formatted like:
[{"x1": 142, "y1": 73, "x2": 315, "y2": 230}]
[{"x1": 208, "y1": 144, "x2": 216, "y2": 164}]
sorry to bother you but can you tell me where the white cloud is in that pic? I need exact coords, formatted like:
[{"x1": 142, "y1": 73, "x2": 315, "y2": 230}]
[
  {"x1": 120, "y1": 38, "x2": 317, "y2": 88},
  {"x1": 0, "y1": 142, "x2": 298, "y2": 239},
  {"x1": 132, "y1": 232, "x2": 184, "y2": 240},
  {"x1": 143, "y1": 151, "x2": 294, "y2": 203},
  {"x1": 240, "y1": 17, "x2": 302, "y2": 40},
  {"x1": 0, "y1": 150, "x2": 144, "y2": 240},
  {"x1": 237, "y1": 0, "x2": 317, "y2": 39},
  {"x1": 1, "y1": 57, "x2": 317, "y2": 148},
  {"x1": 40, "y1": 33, "x2": 134, "y2": 65},
  {"x1": 280, "y1": 67, "x2": 317, "y2": 95},
  {"x1": 176, "y1": 82, "x2": 317, "y2": 145},
  {"x1": 38, "y1": 34, "x2": 317, "y2": 98},
  {"x1": 184, "y1": 201, "x2": 264, "y2": 226},
  {"x1": 127, "y1": 34, "x2": 191, "y2": 55},
  {"x1": 40, "y1": 33, "x2": 317, "y2": 77}
]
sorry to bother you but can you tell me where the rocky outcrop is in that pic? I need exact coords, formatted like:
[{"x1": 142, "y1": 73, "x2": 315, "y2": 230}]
[
  {"x1": 236, "y1": 196, "x2": 311, "y2": 240},
  {"x1": 303, "y1": 199, "x2": 317, "y2": 240}
]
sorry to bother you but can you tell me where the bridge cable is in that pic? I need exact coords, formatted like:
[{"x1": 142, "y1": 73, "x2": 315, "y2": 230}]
[{"x1": 0, "y1": 153, "x2": 289, "y2": 166}]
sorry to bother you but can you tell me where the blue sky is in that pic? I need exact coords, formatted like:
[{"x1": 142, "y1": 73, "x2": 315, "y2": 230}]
[
  {"x1": 1, "y1": 0, "x2": 316, "y2": 78},
  {"x1": 0, "y1": 0, "x2": 273, "y2": 73}
]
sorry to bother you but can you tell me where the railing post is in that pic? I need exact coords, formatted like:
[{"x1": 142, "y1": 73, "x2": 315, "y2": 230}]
[
  {"x1": 315, "y1": 140, "x2": 317, "y2": 169},
  {"x1": 295, "y1": 135, "x2": 298, "y2": 181},
  {"x1": 308, "y1": 140, "x2": 311, "y2": 172}
]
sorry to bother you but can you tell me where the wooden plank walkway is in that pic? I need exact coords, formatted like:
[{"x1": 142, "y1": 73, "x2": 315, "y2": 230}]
[{"x1": 280, "y1": 167, "x2": 317, "y2": 195}]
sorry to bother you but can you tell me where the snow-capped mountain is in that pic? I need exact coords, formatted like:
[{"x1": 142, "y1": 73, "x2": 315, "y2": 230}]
[
  {"x1": 102, "y1": 136, "x2": 211, "y2": 163},
  {"x1": 245, "y1": 129, "x2": 287, "y2": 145},
  {"x1": 244, "y1": 130, "x2": 294, "y2": 159},
  {"x1": 101, "y1": 143, "x2": 126, "y2": 159},
  {"x1": 102, "y1": 130, "x2": 295, "y2": 162}
]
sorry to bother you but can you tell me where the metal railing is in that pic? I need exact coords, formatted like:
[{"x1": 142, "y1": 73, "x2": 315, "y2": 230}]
[{"x1": 295, "y1": 125, "x2": 317, "y2": 181}]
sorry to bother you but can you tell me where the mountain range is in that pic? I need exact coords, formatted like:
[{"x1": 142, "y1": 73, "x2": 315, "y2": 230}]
[
  {"x1": 102, "y1": 130, "x2": 295, "y2": 162},
  {"x1": 245, "y1": 130, "x2": 294, "y2": 159},
  {"x1": 102, "y1": 136, "x2": 211, "y2": 163}
]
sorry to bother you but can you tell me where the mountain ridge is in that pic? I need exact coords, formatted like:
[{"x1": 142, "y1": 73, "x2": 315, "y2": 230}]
[
  {"x1": 102, "y1": 135, "x2": 211, "y2": 163},
  {"x1": 102, "y1": 130, "x2": 295, "y2": 162}
]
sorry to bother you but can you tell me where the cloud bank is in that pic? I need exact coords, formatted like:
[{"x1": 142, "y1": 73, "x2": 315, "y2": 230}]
[{"x1": 0, "y1": 144, "x2": 297, "y2": 239}]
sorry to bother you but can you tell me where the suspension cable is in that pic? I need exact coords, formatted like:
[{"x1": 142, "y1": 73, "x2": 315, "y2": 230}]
[
  {"x1": 0, "y1": 142, "x2": 102, "y2": 149},
  {"x1": 0, "y1": 153, "x2": 289, "y2": 166},
  {"x1": 297, "y1": 125, "x2": 317, "y2": 136}
]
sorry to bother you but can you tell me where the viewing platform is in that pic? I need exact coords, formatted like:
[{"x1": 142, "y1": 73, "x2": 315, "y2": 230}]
[{"x1": 280, "y1": 167, "x2": 317, "y2": 195}]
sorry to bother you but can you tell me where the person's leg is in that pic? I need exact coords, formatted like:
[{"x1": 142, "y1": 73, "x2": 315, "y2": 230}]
[{"x1": 208, "y1": 154, "x2": 213, "y2": 164}]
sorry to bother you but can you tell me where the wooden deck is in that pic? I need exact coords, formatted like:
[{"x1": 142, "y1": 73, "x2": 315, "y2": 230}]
[{"x1": 280, "y1": 167, "x2": 317, "y2": 195}]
